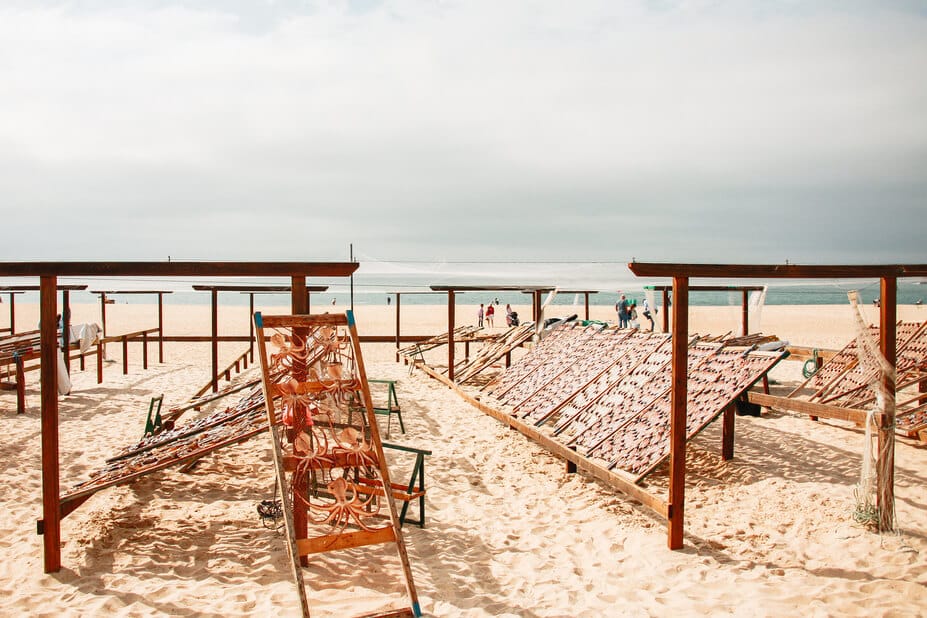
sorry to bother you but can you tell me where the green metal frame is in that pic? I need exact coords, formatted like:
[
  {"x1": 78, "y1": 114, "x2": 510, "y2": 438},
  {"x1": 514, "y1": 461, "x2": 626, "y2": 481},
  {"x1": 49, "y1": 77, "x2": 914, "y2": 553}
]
[
  {"x1": 382, "y1": 441, "x2": 431, "y2": 528},
  {"x1": 370, "y1": 379, "x2": 405, "y2": 437}
]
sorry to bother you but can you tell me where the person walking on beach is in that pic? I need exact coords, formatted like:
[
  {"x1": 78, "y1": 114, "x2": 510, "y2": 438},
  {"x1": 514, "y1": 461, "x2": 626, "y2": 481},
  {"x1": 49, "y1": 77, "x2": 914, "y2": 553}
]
[
  {"x1": 616, "y1": 294, "x2": 630, "y2": 328},
  {"x1": 486, "y1": 303, "x2": 495, "y2": 327},
  {"x1": 478, "y1": 304, "x2": 485, "y2": 328},
  {"x1": 642, "y1": 298, "x2": 655, "y2": 331}
]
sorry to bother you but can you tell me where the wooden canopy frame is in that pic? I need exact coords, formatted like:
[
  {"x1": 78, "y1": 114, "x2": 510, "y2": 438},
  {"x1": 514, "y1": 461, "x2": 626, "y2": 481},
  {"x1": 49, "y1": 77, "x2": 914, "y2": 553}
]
[
  {"x1": 628, "y1": 262, "x2": 927, "y2": 549},
  {"x1": 0, "y1": 261, "x2": 357, "y2": 574},
  {"x1": 643, "y1": 284, "x2": 766, "y2": 334},
  {"x1": 91, "y1": 290, "x2": 172, "y2": 366},
  {"x1": 0, "y1": 285, "x2": 88, "y2": 370},
  {"x1": 192, "y1": 285, "x2": 328, "y2": 391},
  {"x1": 428, "y1": 285, "x2": 597, "y2": 381}
]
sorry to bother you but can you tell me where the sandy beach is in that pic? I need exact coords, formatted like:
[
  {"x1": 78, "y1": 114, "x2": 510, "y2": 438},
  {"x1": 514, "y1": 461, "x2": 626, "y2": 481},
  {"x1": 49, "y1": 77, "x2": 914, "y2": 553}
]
[{"x1": 1, "y1": 301, "x2": 925, "y2": 616}]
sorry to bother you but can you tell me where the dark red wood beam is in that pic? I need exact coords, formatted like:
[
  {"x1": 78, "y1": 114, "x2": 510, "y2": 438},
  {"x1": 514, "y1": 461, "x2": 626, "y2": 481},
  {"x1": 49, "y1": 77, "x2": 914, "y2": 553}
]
[
  {"x1": 879, "y1": 277, "x2": 897, "y2": 531},
  {"x1": 40, "y1": 276, "x2": 61, "y2": 572},
  {"x1": 668, "y1": 276, "x2": 688, "y2": 550},
  {"x1": 630, "y1": 263, "x2": 927, "y2": 279},
  {"x1": 0, "y1": 262, "x2": 359, "y2": 278}
]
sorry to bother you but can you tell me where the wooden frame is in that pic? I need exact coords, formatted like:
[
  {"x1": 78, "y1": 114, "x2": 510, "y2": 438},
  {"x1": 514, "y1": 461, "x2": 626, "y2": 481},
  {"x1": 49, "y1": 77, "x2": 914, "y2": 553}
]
[
  {"x1": 628, "y1": 262, "x2": 927, "y2": 544},
  {"x1": 253, "y1": 310, "x2": 421, "y2": 618},
  {"x1": 0, "y1": 261, "x2": 357, "y2": 574}
]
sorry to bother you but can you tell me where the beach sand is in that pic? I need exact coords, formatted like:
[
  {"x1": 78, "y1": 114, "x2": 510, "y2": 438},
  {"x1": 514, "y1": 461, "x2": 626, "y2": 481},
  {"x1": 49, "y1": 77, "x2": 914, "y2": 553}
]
[{"x1": 1, "y1": 302, "x2": 925, "y2": 616}]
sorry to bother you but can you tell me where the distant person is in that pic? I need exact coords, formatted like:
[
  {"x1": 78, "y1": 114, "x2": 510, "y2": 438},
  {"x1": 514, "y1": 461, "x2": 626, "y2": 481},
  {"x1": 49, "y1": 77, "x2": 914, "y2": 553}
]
[
  {"x1": 629, "y1": 302, "x2": 640, "y2": 329},
  {"x1": 478, "y1": 304, "x2": 484, "y2": 328},
  {"x1": 387, "y1": 296, "x2": 390, "y2": 306},
  {"x1": 331, "y1": 298, "x2": 336, "y2": 306},
  {"x1": 642, "y1": 298, "x2": 655, "y2": 331},
  {"x1": 616, "y1": 294, "x2": 630, "y2": 328},
  {"x1": 486, "y1": 303, "x2": 495, "y2": 327},
  {"x1": 494, "y1": 297, "x2": 500, "y2": 306}
]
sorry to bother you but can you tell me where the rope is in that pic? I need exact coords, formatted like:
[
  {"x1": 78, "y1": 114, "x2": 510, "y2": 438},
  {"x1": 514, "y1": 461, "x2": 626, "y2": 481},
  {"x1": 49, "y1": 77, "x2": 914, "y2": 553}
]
[{"x1": 802, "y1": 348, "x2": 820, "y2": 379}]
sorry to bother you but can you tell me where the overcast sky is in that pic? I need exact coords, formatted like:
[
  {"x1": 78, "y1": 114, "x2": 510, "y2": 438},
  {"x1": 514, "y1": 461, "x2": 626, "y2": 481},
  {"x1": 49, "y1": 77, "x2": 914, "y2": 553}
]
[{"x1": 2, "y1": 1, "x2": 925, "y2": 271}]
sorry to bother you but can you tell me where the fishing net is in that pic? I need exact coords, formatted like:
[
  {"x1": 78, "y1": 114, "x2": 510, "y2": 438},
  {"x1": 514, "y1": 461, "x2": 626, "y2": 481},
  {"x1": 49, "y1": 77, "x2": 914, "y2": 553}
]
[{"x1": 847, "y1": 290, "x2": 896, "y2": 531}]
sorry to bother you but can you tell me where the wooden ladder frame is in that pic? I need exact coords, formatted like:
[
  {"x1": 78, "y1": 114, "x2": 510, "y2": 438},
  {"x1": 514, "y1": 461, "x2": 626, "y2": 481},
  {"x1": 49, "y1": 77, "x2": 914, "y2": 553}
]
[{"x1": 254, "y1": 310, "x2": 421, "y2": 618}]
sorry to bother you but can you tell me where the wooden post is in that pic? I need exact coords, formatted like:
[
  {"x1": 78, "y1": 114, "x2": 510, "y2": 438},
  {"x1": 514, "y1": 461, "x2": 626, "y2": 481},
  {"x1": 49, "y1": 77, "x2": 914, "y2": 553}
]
[
  {"x1": 15, "y1": 355, "x2": 25, "y2": 414},
  {"x1": 290, "y1": 276, "x2": 309, "y2": 566},
  {"x1": 96, "y1": 341, "x2": 103, "y2": 383},
  {"x1": 122, "y1": 336, "x2": 128, "y2": 374},
  {"x1": 248, "y1": 293, "x2": 255, "y2": 363},
  {"x1": 668, "y1": 276, "x2": 688, "y2": 549},
  {"x1": 100, "y1": 292, "x2": 107, "y2": 357},
  {"x1": 395, "y1": 293, "x2": 401, "y2": 363},
  {"x1": 742, "y1": 290, "x2": 749, "y2": 337},
  {"x1": 142, "y1": 331, "x2": 149, "y2": 370},
  {"x1": 721, "y1": 402, "x2": 735, "y2": 460},
  {"x1": 878, "y1": 276, "x2": 896, "y2": 531},
  {"x1": 40, "y1": 276, "x2": 61, "y2": 573},
  {"x1": 61, "y1": 290, "x2": 71, "y2": 373},
  {"x1": 448, "y1": 291, "x2": 456, "y2": 382},
  {"x1": 157, "y1": 293, "x2": 164, "y2": 363},
  {"x1": 210, "y1": 289, "x2": 218, "y2": 393},
  {"x1": 584, "y1": 292, "x2": 590, "y2": 321},
  {"x1": 662, "y1": 289, "x2": 669, "y2": 333},
  {"x1": 8, "y1": 292, "x2": 15, "y2": 334}
]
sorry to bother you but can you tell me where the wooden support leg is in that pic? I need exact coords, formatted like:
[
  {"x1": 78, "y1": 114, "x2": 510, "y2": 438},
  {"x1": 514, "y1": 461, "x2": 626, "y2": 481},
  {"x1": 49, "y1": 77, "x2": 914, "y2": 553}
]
[
  {"x1": 79, "y1": 353, "x2": 85, "y2": 371},
  {"x1": 294, "y1": 474, "x2": 309, "y2": 567},
  {"x1": 40, "y1": 275, "x2": 61, "y2": 573},
  {"x1": 721, "y1": 403, "x2": 735, "y2": 461},
  {"x1": 142, "y1": 332, "x2": 148, "y2": 370},
  {"x1": 762, "y1": 375, "x2": 769, "y2": 395},
  {"x1": 122, "y1": 336, "x2": 128, "y2": 375},
  {"x1": 15, "y1": 356, "x2": 25, "y2": 415},
  {"x1": 96, "y1": 342, "x2": 103, "y2": 384},
  {"x1": 668, "y1": 276, "x2": 688, "y2": 550}
]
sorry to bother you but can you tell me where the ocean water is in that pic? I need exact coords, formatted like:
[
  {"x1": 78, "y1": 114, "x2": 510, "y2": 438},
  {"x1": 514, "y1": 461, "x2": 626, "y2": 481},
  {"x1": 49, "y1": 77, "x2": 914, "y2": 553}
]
[{"x1": 3, "y1": 279, "x2": 924, "y2": 308}]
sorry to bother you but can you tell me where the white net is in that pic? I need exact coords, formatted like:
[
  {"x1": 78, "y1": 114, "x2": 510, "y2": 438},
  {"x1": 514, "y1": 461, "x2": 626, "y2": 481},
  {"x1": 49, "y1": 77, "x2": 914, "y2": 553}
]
[{"x1": 847, "y1": 290, "x2": 896, "y2": 531}]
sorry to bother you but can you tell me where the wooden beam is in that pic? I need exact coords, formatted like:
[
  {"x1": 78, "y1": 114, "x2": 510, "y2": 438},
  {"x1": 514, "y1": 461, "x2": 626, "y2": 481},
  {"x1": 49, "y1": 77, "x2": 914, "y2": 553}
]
[
  {"x1": 741, "y1": 290, "x2": 749, "y2": 337},
  {"x1": 747, "y1": 391, "x2": 879, "y2": 424},
  {"x1": 61, "y1": 290, "x2": 71, "y2": 373},
  {"x1": 662, "y1": 289, "x2": 669, "y2": 333},
  {"x1": 295, "y1": 526, "x2": 396, "y2": 556},
  {"x1": 447, "y1": 291, "x2": 456, "y2": 382},
  {"x1": 40, "y1": 276, "x2": 61, "y2": 573},
  {"x1": 289, "y1": 277, "x2": 308, "y2": 566},
  {"x1": 210, "y1": 289, "x2": 218, "y2": 393},
  {"x1": 0, "y1": 261, "x2": 359, "y2": 278},
  {"x1": 668, "y1": 276, "x2": 688, "y2": 549},
  {"x1": 722, "y1": 402, "x2": 735, "y2": 460},
  {"x1": 157, "y1": 293, "x2": 165, "y2": 363},
  {"x1": 879, "y1": 277, "x2": 896, "y2": 531},
  {"x1": 629, "y1": 262, "x2": 927, "y2": 279},
  {"x1": 395, "y1": 293, "x2": 401, "y2": 363},
  {"x1": 417, "y1": 363, "x2": 669, "y2": 518}
]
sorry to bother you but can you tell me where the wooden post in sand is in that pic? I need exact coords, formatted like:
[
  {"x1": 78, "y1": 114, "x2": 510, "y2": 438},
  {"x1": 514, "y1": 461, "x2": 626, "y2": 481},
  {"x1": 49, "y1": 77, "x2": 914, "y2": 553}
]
[
  {"x1": 290, "y1": 276, "x2": 309, "y2": 566},
  {"x1": 157, "y1": 292, "x2": 165, "y2": 363},
  {"x1": 447, "y1": 291, "x2": 456, "y2": 381},
  {"x1": 210, "y1": 288, "x2": 219, "y2": 393},
  {"x1": 662, "y1": 289, "x2": 669, "y2": 333},
  {"x1": 742, "y1": 290, "x2": 749, "y2": 337},
  {"x1": 668, "y1": 276, "x2": 688, "y2": 550},
  {"x1": 40, "y1": 276, "x2": 61, "y2": 573},
  {"x1": 878, "y1": 277, "x2": 896, "y2": 531},
  {"x1": 395, "y1": 293, "x2": 401, "y2": 363}
]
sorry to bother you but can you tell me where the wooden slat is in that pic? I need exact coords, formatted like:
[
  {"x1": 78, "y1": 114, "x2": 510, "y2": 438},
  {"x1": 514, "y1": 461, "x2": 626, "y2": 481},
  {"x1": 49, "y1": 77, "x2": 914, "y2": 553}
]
[
  {"x1": 296, "y1": 526, "x2": 397, "y2": 556},
  {"x1": 747, "y1": 391, "x2": 879, "y2": 425}
]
